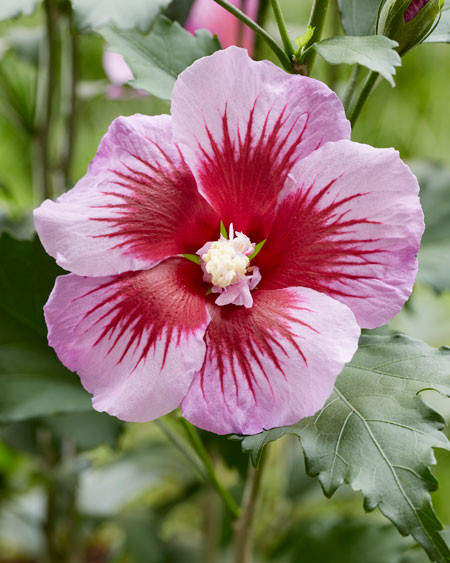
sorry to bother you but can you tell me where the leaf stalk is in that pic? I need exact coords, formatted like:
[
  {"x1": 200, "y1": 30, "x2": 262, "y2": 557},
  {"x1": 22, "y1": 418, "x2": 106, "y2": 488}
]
[
  {"x1": 348, "y1": 70, "x2": 379, "y2": 126},
  {"x1": 270, "y1": 0, "x2": 295, "y2": 58},
  {"x1": 181, "y1": 418, "x2": 241, "y2": 520}
]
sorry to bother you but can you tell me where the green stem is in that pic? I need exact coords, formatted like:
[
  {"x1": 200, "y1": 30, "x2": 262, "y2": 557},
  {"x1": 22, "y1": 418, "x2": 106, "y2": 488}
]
[
  {"x1": 302, "y1": 0, "x2": 330, "y2": 76},
  {"x1": 61, "y1": 6, "x2": 79, "y2": 192},
  {"x1": 270, "y1": 0, "x2": 294, "y2": 58},
  {"x1": 40, "y1": 0, "x2": 58, "y2": 200},
  {"x1": 253, "y1": 0, "x2": 270, "y2": 59},
  {"x1": 233, "y1": 453, "x2": 267, "y2": 563},
  {"x1": 348, "y1": 70, "x2": 379, "y2": 127},
  {"x1": 342, "y1": 65, "x2": 361, "y2": 112},
  {"x1": 181, "y1": 419, "x2": 241, "y2": 520},
  {"x1": 325, "y1": 0, "x2": 341, "y2": 89},
  {"x1": 212, "y1": 0, "x2": 292, "y2": 71},
  {"x1": 154, "y1": 419, "x2": 206, "y2": 479}
]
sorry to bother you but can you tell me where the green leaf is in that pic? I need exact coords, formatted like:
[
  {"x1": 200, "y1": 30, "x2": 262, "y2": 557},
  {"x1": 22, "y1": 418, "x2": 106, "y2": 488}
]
[
  {"x1": 313, "y1": 35, "x2": 401, "y2": 86},
  {"x1": 71, "y1": 0, "x2": 170, "y2": 31},
  {"x1": 338, "y1": 0, "x2": 384, "y2": 36},
  {"x1": 411, "y1": 161, "x2": 450, "y2": 292},
  {"x1": 0, "y1": 234, "x2": 92, "y2": 423},
  {"x1": 0, "y1": 0, "x2": 40, "y2": 21},
  {"x1": 294, "y1": 26, "x2": 315, "y2": 52},
  {"x1": 234, "y1": 335, "x2": 450, "y2": 562},
  {"x1": 274, "y1": 516, "x2": 418, "y2": 563},
  {"x1": 99, "y1": 15, "x2": 221, "y2": 100},
  {"x1": 425, "y1": 0, "x2": 450, "y2": 43},
  {"x1": 44, "y1": 412, "x2": 123, "y2": 450}
]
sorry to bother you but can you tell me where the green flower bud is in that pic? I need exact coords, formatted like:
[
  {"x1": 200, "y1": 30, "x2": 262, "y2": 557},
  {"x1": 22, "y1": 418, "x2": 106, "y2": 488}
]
[{"x1": 377, "y1": 0, "x2": 441, "y2": 55}]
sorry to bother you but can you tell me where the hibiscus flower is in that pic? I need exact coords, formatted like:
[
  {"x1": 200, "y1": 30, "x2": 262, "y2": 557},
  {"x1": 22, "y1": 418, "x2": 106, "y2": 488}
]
[{"x1": 34, "y1": 47, "x2": 424, "y2": 435}]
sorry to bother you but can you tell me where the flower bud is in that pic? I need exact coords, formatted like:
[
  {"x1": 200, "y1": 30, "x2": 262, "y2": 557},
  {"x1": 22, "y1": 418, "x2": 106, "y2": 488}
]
[{"x1": 377, "y1": 0, "x2": 441, "y2": 55}]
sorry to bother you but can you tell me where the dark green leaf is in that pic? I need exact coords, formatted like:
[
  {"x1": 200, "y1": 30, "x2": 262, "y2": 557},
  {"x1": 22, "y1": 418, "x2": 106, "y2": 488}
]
[
  {"x1": 164, "y1": 0, "x2": 195, "y2": 25},
  {"x1": 72, "y1": 0, "x2": 170, "y2": 31},
  {"x1": 0, "y1": 234, "x2": 92, "y2": 422},
  {"x1": 43, "y1": 412, "x2": 123, "y2": 450},
  {"x1": 425, "y1": 1, "x2": 450, "y2": 43},
  {"x1": 274, "y1": 516, "x2": 417, "y2": 563},
  {"x1": 412, "y1": 161, "x2": 450, "y2": 292},
  {"x1": 313, "y1": 35, "x2": 401, "y2": 86},
  {"x1": 0, "y1": 0, "x2": 40, "y2": 21},
  {"x1": 338, "y1": 0, "x2": 383, "y2": 36},
  {"x1": 235, "y1": 335, "x2": 450, "y2": 562},
  {"x1": 99, "y1": 15, "x2": 221, "y2": 100}
]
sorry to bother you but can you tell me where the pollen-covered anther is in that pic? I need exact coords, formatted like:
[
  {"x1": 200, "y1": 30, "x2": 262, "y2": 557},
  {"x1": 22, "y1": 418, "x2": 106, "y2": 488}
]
[
  {"x1": 202, "y1": 240, "x2": 250, "y2": 288},
  {"x1": 197, "y1": 226, "x2": 261, "y2": 308}
]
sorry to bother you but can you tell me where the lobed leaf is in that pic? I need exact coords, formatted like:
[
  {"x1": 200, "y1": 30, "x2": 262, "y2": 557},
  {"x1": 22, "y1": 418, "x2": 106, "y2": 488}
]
[
  {"x1": 72, "y1": 0, "x2": 170, "y2": 32},
  {"x1": 313, "y1": 35, "x2": 401, "y2": 86},
  {"x1": 0, "y1": 234, "x2": 92, "y2": 423},
  {"x1": 233, "y1": 334, "x2": 450, "y2": 562},
  {"x1": 99, "y1": 15, "x2": 221, "y2": 100}
]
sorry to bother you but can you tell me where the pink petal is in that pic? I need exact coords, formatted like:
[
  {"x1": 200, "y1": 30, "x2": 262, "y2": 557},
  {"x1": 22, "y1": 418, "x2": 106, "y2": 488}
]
[
  {"x1": 171, "y1": 47, "x2": 350, "y2": 242},
  {"x1": 185, "y1": 0, "x2": 259, "y2": 54},
  {"x1": 258, "y1": 140, "x2": 424, "y2": 329},
  {"x1": 181, "y1": 287, "x2": 360, "y2": 435},
  {"x1": 45, "y1": 259, "x2": 210, "y2": 422},
  {"x1": 34, "y1": 114, "x2": 218, "y2": 276}
]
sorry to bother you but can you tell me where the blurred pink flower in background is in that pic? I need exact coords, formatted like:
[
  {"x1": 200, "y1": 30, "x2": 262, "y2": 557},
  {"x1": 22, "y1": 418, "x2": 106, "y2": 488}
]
[
  {"x1": 186, "y1": 0, "x2": 258, "y2": 53},
  {"x1": 102, "y1": 50, "x2": 136, "y2": 98},
  {"x1": 103, "y1": 0, "x2": 259, "y2": 93}
]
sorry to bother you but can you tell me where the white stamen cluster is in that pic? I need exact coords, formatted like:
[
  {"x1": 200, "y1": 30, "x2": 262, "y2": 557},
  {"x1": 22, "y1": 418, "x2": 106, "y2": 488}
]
[{"x1": 202, "y1": 232, "x2": 254, "y2": 288}]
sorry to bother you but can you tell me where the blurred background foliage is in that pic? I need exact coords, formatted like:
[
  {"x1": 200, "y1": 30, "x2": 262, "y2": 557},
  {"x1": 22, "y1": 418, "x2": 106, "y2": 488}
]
[{"x1": 0, "y1": 0, "x2": 449, "y2": 561}]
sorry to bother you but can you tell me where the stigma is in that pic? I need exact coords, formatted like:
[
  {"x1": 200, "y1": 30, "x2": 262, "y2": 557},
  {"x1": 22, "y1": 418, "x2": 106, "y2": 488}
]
[{"x1": 196, "y1": 225, "x2": 261, "y2": 308}]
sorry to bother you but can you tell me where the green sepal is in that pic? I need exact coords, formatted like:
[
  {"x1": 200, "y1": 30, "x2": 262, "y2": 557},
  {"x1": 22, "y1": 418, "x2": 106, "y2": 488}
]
[
  {"x1": 249, "y1": 239, "x2": 266, "y2": 260},
  {"x1": 182, "y1": 254, "x2": 201, "y2": 264},
  {"x1": 220, "y1": 221, "x2": 228, "y2": 239}
]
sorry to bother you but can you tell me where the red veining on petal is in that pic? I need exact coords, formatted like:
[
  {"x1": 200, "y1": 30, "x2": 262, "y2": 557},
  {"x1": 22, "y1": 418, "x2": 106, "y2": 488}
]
[
  {"x1": 89, "y1": 142, "x2": 218, "y2": 260},
  {"x1": 258, "y1": 178, "x2": 384, "y2": 299},
  {"x1": 74, "y1": 260, "x2": 207, "y2": 370},
  {"x1": 200, "y1": 290, "x2": 317, "y2": 402},
  {"x1": 196, "y1": 100, "x2": 309, "y2": 242}
]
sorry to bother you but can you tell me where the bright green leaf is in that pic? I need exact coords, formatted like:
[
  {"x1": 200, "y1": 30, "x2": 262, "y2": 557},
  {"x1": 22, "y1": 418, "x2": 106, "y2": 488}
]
[
  {"x1": 295, "y1": 26, "x2": 315, "y2": 51},
  {"x1": 72, "y1": 0, "x2": 170, "y2": 31},
  {"x1": 338, "y1": 0, "x2": 384, "y2": 36},
  {"x1": 99, "y1": 16, "x2": 221, "y2": 100},
  {"x1": 234, "y1": 335, "x2": 450, "y2": 562},
  {"x1": 0, "y1": 234, "x2": 92, "y2": 423},
  {"x1": 0, "y1": 0, "x2": 40, "y2": 21},
  {"x1": 313, "y1": 35, "x2": 401, "y2": 86},
  {"x1": 425, "y1": 0, "x2": 450, "y2": 42}
]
